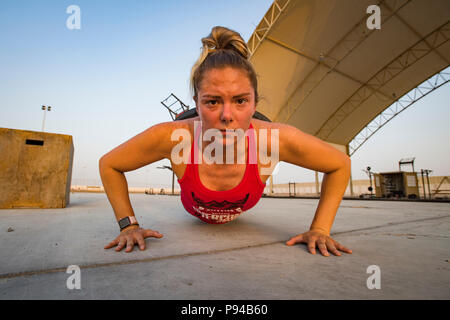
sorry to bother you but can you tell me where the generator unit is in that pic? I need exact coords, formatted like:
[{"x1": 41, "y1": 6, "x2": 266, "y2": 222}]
[{"x1": 373, "y1": 171, "x2": 419, "y2": 199}]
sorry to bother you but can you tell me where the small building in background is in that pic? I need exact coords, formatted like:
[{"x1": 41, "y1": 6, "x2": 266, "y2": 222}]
[{"x1": 373, "y1": 171, "x2": 420, "y2": 199}]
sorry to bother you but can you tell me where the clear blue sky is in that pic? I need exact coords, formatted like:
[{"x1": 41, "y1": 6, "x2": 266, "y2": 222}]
[{"x1": 0, "y1": 0, "x2": 449, "y2": 189}]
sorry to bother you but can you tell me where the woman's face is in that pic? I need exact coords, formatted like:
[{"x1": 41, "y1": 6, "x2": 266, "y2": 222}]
[{"x1": 194, "y1": 67, "x2": 256, "y2": 145}]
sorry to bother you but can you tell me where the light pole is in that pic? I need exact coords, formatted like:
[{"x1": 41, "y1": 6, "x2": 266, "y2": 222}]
[
  {"x1": 41, "y1": 105, "x2": 52, "y2": 132},
  {"x1": 421, "y1": 169, "x2": 433, "y2": 199},
  {"x1": 157, "y1": 165, "x2": 175, "y2": 195},
  {"x1": 362, "y1": 166, "x2": 373, "y2": 197},
  {"x1": 367, "y1": 166, "x2": 373, "y2": 197}
]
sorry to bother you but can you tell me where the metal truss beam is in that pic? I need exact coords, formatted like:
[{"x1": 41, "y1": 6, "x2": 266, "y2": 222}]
[
  {"x1": 247, "y1": 0, "x2": 291, "y2": 57},
  {"x1": 348, "y1": 67, "x2": 450, "y2": 156},
  {"x1": 316, "y1": 20, "x2": 450, "y2": 140},
  {"x1": 383, "y1": 1, "x2": 449, "y2": 65},
  {"x1": 273, "y1": 0, "x2": 409, "y2": 123}
]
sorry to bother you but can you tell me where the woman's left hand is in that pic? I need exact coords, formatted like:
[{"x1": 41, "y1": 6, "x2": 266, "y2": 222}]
[{"x1": 286, "y1": 230, "x2": 352, "y2": 257}]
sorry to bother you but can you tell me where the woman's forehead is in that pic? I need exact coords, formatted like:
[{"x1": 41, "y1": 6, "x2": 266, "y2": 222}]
[{"x1": 199, "y1": 68, "x2": 252, "y2": 95}]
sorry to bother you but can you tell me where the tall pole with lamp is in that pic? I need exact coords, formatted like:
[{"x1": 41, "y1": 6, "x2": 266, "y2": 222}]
[
  {"x1": 157, "y1": 165, "x2": 174, "y2": 195},
  {"x1": 41, "y1": 105, "x2": 52, "y2": 132}
]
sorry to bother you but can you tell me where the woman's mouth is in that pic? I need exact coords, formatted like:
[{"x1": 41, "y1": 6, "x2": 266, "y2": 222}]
[{"x1": 220, "y1": 129, "x2": 236, "y2": 136}]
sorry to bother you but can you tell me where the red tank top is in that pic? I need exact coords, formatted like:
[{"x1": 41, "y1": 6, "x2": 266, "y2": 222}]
[{"x1": 178, "y1": 122, "x2": 266, "y2": 224}]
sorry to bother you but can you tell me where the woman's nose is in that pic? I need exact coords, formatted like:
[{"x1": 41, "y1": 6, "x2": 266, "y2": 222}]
[{"x1": 220, "y1": 103, "x2": 233, "y2": 123}]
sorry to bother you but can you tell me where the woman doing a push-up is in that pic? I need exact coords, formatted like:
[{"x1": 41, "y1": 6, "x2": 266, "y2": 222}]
[{"x1": 100, "y1": 26, "x2": 353, "y2": 257}]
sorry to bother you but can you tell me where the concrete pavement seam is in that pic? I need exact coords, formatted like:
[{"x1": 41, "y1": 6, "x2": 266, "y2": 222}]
[{"x1": 0, "y1": 214, "x2": 449, "y2": 280}]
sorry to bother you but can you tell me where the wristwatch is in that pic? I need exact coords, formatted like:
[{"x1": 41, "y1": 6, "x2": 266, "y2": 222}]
[{"x1": 118, "y1": 216, "x2": 139, "y2": 231}]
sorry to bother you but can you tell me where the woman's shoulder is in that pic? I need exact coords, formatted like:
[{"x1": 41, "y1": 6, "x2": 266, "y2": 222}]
[
  {"x1": 250, "y1": 118, "x2": 293, "y2": 131},
  {"x1": 134, "y1": 117, "x2": 197, "y2": 155},
  {"x1": 250, "y1": 118, "x2": 305, "y2": 152},
  {"x1": 151, "y1": 116, "x2": 198, "y2": 134}
]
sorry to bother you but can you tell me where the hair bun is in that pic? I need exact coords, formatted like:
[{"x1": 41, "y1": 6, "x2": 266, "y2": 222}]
[
  {"x1": 201, "y1": 26, "x2": 249, "y2": 60},
  {"x1": 190, "y1": 26, "x2": 259, "y2": 104}
]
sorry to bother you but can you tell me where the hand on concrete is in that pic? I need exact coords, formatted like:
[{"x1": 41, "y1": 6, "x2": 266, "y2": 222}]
[
  {"x1": 285, "y1": 230, "x2": 352, "y2": 257},
  {"x1": 104, "y1": 226, "x2": 163, "y2": 253}
]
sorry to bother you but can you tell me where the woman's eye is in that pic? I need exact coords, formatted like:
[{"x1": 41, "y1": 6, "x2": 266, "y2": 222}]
[{"x1": 206, "y1": 100, "x2": 217, "y2": 105}]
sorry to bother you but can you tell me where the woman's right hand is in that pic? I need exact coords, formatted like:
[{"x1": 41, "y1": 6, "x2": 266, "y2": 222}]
[{"x1": 104, "y1": 225, "x2": 163, "y2": 253}]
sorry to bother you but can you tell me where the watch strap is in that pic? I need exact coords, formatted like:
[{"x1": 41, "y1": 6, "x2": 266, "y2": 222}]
[{"x1": 118, "y1": 216, "x2": 139, "y2": 231}]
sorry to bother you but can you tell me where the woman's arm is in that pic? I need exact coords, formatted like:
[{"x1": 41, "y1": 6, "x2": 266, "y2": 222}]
[
  {"x1": 278, "y1": 123, "x2": 352, "y2": 256},
  {"x1": 99, "y1": 121, "x2": 176, "y2": 252}
]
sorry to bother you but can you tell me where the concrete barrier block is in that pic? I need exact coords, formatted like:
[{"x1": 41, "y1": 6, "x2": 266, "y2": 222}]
[{"x1": 0, "y1": 128, "x2": 74, "y2": 208}]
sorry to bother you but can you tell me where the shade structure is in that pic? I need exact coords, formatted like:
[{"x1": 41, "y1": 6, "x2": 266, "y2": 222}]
[{"x1": 248, "y1": 0, "x2": 450, "y2": 148}]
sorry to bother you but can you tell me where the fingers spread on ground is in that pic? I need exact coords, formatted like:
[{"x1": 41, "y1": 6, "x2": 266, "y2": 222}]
[
  {"x1": 317, "y1": 241, "x2": 329, "y2": 256},
  {"x1": 125, "y1": 236, "x2": 134, "y2": 252},
  {"x1": 144, "y1": 230, "x2": 163, "y2": 238},
  {"x1": 104, "y1": 239, "x2": 117, "y2": 249},
  {"x1": 327, "y1": 242, "x2": 341, "y2": 256},
  {"x1": 287, "y1": 234, "x2": 304, "y2": 245},
  {"x1": 285, "y1": 238, "x2": 295, "y2": 245},
  {"x1": 116, "y1": 239, "x2": 126, "y2": 251},
  {"x1": 336, "y1": 242, "x2": 353, "y2": 253},
  {"x1": 136, "y1": 236, "x2": 146, "y2": 250},
  {"x1": 308, "y1": 242, "x2": 316, "y2": 254}
]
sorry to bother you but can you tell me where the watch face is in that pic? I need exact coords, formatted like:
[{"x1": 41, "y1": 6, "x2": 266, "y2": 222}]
[{"x1": 119, "y1": 217, "x2": 130, "y2": 229}]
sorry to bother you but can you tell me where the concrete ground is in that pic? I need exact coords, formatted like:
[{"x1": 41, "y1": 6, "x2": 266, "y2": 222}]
[{"x1": 0, "y1": 193, "x2": 449, "y2": 300}]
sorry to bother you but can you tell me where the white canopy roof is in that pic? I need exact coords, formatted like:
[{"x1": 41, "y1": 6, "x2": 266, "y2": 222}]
[{"x1": 248, "y1": 0, "x2": 450, "y2": 146}]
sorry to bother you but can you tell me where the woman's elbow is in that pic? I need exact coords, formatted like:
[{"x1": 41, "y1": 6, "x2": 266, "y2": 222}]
[
  {"x1": 331, "y1": 154, "x2": 351, "y2": 174},
  {"x1": 341, "y1": 155, "x2": 352, "y2": 179},
  {"x1": 99, "y1": 155, "x2": 113, "y2": 173}
]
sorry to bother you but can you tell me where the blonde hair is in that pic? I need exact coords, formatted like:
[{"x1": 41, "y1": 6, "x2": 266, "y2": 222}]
[{"x1": 190, "y1": 26, "x2": 259, "y2": 104}]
